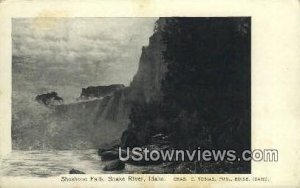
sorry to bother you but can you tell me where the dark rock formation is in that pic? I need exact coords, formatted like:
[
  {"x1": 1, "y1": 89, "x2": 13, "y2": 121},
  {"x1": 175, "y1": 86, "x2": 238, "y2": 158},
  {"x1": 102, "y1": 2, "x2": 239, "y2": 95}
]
[
  {"x1": 103, "y1": 160, "x2": 125, "y2": 171},
  {"x1": 120, "y1": 129, "x2": 139, "y2": 148},
  {"x1": 69, "y1": 169, "x2": 85, "y2": 174},
  {"x1": 158, "y1": 17, "x2": 251, "y2": 153},
  {"x1": 150, "y1": 133, "x2": 171, "y2": 146},
  {"x1": 35, "y1": 91, "x2": 63, "y2": 106},
  {"x1": 114, "y1": 17, "x2": 250, "y2": 174},
  {"x1": 100, "y1": 150, "x2": 119, "y2": 161},
  {"x1": 78, "y1": 84, "x2": 125, "y2": 100},
  {"x1": 98, "y1": 139, "x2": 120, "y2": 156},
  {"x1": 124, "y1": 17, "x2": 250, "y2": 149},
  {"x1": 120, "y1": 133, "x2": 171, "y2": 166}
]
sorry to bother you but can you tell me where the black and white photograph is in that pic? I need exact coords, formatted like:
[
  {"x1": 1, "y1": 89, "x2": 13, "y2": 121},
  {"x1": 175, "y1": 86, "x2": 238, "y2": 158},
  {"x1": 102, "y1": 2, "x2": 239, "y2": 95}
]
[{"x1": 0, "y1": 17, "x2": 251, "y2": 176}]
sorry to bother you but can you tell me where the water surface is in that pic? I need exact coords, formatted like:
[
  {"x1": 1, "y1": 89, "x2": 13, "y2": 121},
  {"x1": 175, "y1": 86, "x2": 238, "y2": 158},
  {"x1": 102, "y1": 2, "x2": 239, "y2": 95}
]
[{"x1": 0, "y1": 150, "x2": 163, "y2": 177}]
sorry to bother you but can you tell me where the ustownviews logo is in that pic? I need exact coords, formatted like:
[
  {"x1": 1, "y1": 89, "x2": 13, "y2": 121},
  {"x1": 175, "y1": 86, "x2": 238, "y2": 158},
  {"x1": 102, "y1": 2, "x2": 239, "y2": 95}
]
[{"x1": 119, "y1": 147, "x2": 278, "y2": 162}]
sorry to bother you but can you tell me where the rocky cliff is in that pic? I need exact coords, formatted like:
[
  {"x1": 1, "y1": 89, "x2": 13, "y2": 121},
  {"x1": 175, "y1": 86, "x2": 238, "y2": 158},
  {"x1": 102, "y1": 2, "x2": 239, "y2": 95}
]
[
  {"x1": 78, "y1": 84, "x2": 125, "y2": 100},
  {"x1": 119, "y1": 17, "x2": 251, "y2": 154},
  {"x1": 128, "y1": 18, "x2": 167, "y2": 103}
]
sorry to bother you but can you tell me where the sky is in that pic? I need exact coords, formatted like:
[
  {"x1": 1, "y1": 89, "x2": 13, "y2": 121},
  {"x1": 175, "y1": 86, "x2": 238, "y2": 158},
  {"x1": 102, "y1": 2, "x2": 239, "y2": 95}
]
[{"x1": 12, "y1": 18, "x2": 157, "y2": 102}]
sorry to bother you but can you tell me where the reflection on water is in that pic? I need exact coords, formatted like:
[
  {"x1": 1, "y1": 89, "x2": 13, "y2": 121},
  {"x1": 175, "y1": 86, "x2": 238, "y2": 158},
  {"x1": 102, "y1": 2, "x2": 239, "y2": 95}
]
[{"x1": 0, "y1": 150, "x2": 163, "y2": 177}]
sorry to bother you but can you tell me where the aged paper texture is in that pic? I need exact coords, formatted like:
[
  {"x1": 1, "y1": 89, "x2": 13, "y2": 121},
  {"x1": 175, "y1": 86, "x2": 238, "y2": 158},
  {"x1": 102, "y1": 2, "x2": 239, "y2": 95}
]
[{"x1": 0, "y1": 0, "x2": 299, "y2": 187}]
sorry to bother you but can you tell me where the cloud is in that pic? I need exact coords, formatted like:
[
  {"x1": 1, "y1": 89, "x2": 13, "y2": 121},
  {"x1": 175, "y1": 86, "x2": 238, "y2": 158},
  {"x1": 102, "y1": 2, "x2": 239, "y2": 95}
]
[{"x1": 12, "y1": 18, "x2": 157, "y2": 102}]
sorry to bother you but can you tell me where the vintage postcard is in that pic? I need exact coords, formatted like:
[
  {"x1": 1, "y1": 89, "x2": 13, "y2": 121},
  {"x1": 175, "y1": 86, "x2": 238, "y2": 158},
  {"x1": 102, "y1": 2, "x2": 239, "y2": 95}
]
[{"x1": 0, "y1": 0, "x2": 299, "y2": 187}]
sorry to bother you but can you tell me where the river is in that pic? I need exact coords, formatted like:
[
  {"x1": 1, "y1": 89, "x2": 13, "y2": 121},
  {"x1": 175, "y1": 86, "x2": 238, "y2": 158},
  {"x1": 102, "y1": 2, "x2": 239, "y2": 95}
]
[{"x1": 0, "y1": 150, "x2": 164, "y2": 177}]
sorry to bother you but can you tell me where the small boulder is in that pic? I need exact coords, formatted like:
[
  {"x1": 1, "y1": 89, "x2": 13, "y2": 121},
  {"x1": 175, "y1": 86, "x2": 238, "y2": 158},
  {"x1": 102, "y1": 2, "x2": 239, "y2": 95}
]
[
  {"x1": 98, "y1": 148, "x2": 110, "y2": 156},
  {"x1": 103, "y1": 160, "x2": 125, "y2": 171},
  {"x1": 125, "y1": 144, "x2": 169, "y2": 166},
  {"x1": 100, "y1": 150, "x2": 119, "y2": 161},
  {"x1": 69, "y1": 168, "x2": 85, "y2": 174},
  {"x1": 98, "y1": 140, "x2": 120, "y2": 156}
]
